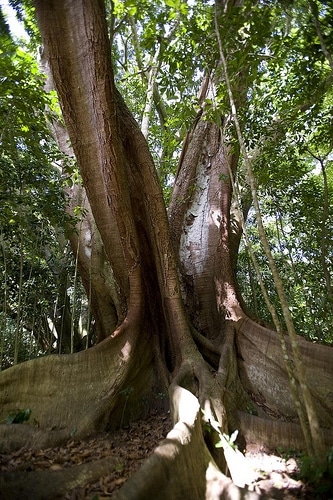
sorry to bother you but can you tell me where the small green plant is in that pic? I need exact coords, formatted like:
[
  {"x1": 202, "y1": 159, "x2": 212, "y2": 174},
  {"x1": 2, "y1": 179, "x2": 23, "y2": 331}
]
[
  {"x1": 6, "y1": 408, "x2": 31, "y2": 424},
  {"x1": 297, "y1": 446, "x2": 333, "y2": 496},
  {"x1": 200, "y1": 408, "x2": 239, "y2": 451},
  {"x1": 201, "y1": 408, "x2": 257, "y2": 486},
  {"x1": 215, "y1": 429, "x2": 239, "y2": 451},
  {"x1": 115, "y1": 461, "x2": 124, "y2": 472}
]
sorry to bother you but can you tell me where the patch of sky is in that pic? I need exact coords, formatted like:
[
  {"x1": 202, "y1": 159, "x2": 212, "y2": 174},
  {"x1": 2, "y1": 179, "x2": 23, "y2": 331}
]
[{"x1": 2, "y1": 0, "x2": 29, "y2": 41}]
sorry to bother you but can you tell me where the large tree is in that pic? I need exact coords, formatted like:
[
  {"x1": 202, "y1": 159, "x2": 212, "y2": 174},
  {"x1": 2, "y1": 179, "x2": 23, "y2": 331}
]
[{"x1": 1, "y1": 0, "x2": 333, "y2": 498}]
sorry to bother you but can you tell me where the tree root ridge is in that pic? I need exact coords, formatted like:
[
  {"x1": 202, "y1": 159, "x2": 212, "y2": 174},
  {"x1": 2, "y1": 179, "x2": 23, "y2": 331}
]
[
  {"x1": 0, "y1": 394, "x2": 311, "y2": 499},
  {"x1": 0, "y1": 425, "x2": 71, "y2": 454},
  {"x1": 114, "y1": 384, "x2": 263, "y2": 500},
  {"x1": 0, "y1": 329, "x2": 154, "y2": 449},
  {"x1": 0, "y1": 457, "x2": 118, "y2": 500},
  {"x1": 238, "y1": 411, "x2": 333, "y2": 452},
  {"x1": 236, "y1": 317, "x2": 333, "y2": 427}
]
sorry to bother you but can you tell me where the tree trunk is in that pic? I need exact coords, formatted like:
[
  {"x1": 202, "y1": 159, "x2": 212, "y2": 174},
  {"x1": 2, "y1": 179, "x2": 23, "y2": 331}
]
[{"x1": 0, "y1": 0, "x2": 333, "y2": 498}]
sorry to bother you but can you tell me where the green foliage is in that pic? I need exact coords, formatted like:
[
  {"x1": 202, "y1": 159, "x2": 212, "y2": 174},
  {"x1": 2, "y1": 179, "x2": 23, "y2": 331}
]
[
  {"x1": 215, "y1": 429, "x2": 239, "y2": 451},
  {"x1": 201, "y1": 408, "x2": 239, "y2": 451},
  {"x1": 237, "y1": 173, "x2": 333, "y2": 343},
  {"x1": 111, "y1": 0, "x2": 214, "y2": 202},
  {"x1": 6, "y1": 407, "x2": 31, "y2": 424},
  {"x1": 0, "y1": 16, "x2": 84, "y2": 366},
  {"x1": 297, "y1": 447, "x2": 333, "y2": 496},
  {"x1": 231, "y1": 0, "x2": 333, "y2": 344},
  {"x1": 0, "y1": 314, "x2": 39, "y2": 369}
]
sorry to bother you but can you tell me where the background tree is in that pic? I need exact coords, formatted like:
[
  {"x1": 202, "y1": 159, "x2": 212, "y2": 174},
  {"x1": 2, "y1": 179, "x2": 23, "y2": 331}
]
[{"x1": 0, "y1": 12, "x2": 83, "y2": 364}]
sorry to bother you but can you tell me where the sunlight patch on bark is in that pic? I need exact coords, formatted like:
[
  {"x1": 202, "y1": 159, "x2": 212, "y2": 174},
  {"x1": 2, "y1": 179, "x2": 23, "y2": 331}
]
[
  {"x1": 215, "y1": 279, "x2": 242, "y2": 321},
  {"x1": 154, "y1": 440, "x2": 180, "y2": 460},
  {"x1": 120, "y1": 340, "x2": 132, "y2": 362},
  {"x1": 205, "y1": 461, "x2": 261, "y2": 500},
  {"x1": 223, "y1": 446, "x2": 258, "y2": 488},
  {"x1": 167, "y1": 422, "x2": 192, "y2": 445},
  {"x1": 170, "y1": 384, "x2": 200, "y2": 425},
  {"x1": 83, "y1": 228, "x2": 91, "y2": 258},
  {"x1": 179, "y1": 168, "x2": 210, "y2": 275},
  {"x1": 210, "y1": 209, "x2": 222, "y2": 229},
  {"x1": 206, "y1": 462, "x2": 230, "y2": 499},
  {"x1": 202, "y1": 398, "x2": 219, "y2": 426}
]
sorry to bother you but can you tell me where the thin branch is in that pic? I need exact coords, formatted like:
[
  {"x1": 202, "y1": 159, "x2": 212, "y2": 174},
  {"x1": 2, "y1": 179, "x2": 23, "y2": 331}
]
[{"x1": 309, "y1": 0, "x2": 333, "y2": 75}]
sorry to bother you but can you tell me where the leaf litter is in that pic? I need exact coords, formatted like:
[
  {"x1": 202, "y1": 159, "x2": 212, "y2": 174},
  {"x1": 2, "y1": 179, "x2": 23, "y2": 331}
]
[{"x1": 0, "y1": 410, "x2": 325, "y2": 499}]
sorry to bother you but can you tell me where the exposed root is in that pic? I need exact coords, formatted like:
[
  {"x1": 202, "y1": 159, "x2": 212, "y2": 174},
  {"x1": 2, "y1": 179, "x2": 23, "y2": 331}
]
[{"x1": 0, "y1": 457, "x2": 118, "y2": 500}]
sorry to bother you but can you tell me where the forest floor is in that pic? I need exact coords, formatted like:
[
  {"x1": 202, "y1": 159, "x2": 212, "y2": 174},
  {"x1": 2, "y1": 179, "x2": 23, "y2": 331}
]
[{"x1": 0, "y1": 410, "x2": 331, "y2": 499}]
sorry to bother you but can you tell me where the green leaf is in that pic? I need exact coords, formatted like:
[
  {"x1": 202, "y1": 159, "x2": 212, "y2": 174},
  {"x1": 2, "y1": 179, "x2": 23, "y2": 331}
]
[{"x1": 6, "y1": 408, "x2": 31, "y2": 424}]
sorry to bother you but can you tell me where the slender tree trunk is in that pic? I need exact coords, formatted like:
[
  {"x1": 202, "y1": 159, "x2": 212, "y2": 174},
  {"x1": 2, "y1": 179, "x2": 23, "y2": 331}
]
[{"x1": 39, "y1": 47, "x2": 122, "y2": 340}]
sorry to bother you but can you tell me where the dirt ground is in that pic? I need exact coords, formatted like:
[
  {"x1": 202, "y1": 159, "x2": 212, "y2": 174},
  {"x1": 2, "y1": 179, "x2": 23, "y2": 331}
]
[{"x1": 0, "y1": 410, "x2": 331, "y2": 499}]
